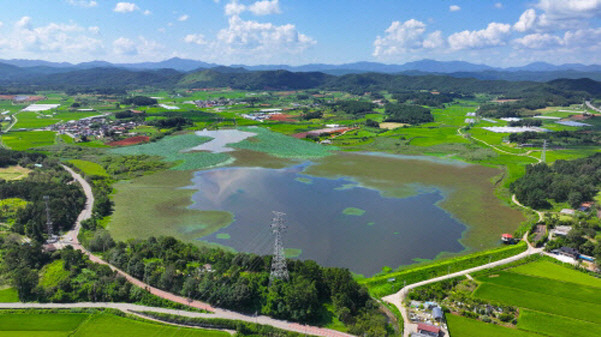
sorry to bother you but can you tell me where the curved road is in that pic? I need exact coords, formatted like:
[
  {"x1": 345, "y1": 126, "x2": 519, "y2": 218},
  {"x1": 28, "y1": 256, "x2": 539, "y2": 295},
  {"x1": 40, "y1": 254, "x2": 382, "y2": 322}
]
[
  {"x1": 457, "y1": 127, "x2": 542, "y2": 163},
  {"x1": 58, "y1": 164, "x2": 355, "y2": 337},
  {"x1": 383, "y1": 234, "x2": 542, "y2": 337},
  {"x1": 586, "y1": 101, "x2": 601, "y2": 114}
]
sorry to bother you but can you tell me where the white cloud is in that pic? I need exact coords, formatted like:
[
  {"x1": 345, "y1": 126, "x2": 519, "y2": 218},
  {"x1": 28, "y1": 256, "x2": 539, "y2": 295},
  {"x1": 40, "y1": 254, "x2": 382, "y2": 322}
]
[
  {"x1": 373, "y1": 19, "x2": 442, "y2": 57},
  {"x1": 225, "y1": 0, "x2": 281, "y2": 16},
  {"x1": 143, "y1": 10, "x2": 151, "y2": 15},
  {"x1": 0, "y1": 22, "x2": 3, "y2": 29},
  {"x1": 448, "y1": 22, "x2": 511, "y2": 50},
  {"x1": 514, "y1": 9, "x2": 537, "y2": 32},
  {"x1": 513, "y1": 33, "x2": 562, "y2": 48},
  {"x1": 66, "y1": 0, "x2": 98, "y2": 7},
  {"x1": 113, "y1": 37, "x2": 137, "y2": 55},
  {"x1": 215, "y1": 15, "x2": 315, "y2": 57},
  {"x1": 88, "y1": 26, "x2": 100, "y2": 34},
  {"x1": 2, "y1": 16, "x2": 103, "y2": 55},
  {"x1": 112, "y1": 36, "x2": 163, "y2": 56},
  {"x1": 184, "y1": 33, "x2": 207, "y2": 45},
  {"x1": 449, "y1": 5, "x2": 461, "y2": 12},
  {"x1": 225, "y1": 1, "x2": 246, "y2": 15},
  {"x1": 495, "y1": 3, "x2": 503, "y2": 9},
  {"x1": 114, "y1": 2, "x2": 139, "y2": 13},
  {"x1": 248, "y1": 0, "x2": 281, "y2": 15},
  {"x1": 178, "y1": 14, "x2": 190, "y2": 22},
  {"x1": 536, "y1": 0, "x2": 601, "y2": 19}
]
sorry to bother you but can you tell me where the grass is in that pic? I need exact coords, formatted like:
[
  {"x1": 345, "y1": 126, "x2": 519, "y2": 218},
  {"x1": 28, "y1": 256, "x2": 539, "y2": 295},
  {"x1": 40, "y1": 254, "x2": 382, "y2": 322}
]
[
  {"x1": 2, "y1": 131, "x2": 56, "y2": 150},
  {"x1": 0, "y1": 288, "x2": 19, "y2": 302},
  {"x1": 0, "y1": 311, "x2": 228, "y2": 337},
  {"x1": 68, "y1": 159, "x2": 109, "y2": 177},
  {"x1": 39, "y1": 260, "x2": 70, "y2": 288},
  {"x1": 0, "y1": 165, "x2": 31, "y2": 180},
  {"x1": 361, "y1": 242, "x2": 526, "y2": 297},
  {"x1": 446, "y1": 314, "x2": 538, "y2": 337}
]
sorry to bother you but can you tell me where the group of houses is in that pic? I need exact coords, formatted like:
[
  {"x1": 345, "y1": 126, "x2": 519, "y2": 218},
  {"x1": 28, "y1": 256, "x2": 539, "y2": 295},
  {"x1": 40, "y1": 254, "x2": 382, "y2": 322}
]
[
  {"x1": 408, "y1": 301, "x2": 446, "y2": 337},
  {"x1": 48, "y1": 116, "x2": 144, "y2": 140}
]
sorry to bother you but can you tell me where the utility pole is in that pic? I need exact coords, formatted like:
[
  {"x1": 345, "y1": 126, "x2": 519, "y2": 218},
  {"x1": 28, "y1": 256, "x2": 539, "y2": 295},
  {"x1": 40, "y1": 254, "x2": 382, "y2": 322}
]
[
  {"x1": 541, "y1": 139, "x2": 547, "y2": 163},
  {"x1": 269, "y1": 211, "x2": 289, "y2": 285}
]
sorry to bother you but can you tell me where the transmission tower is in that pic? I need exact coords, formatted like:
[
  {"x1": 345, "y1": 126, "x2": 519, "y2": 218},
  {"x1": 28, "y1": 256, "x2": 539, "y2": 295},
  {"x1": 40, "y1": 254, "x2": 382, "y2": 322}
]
[
  {"x1": 43, "y1": 195, "x2": 53, "y2": 237},
  {"x1": 541, "y1": 139, "x2": 547, "y2": 163},
  {"x1": 269, "y1": 211, "x2": 289, "y2": 284}
]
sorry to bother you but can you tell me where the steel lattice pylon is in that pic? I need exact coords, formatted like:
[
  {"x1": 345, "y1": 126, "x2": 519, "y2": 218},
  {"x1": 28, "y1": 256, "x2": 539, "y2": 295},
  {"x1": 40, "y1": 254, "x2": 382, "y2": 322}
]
[
  {"x1": 541, "y1": 139, "x2": 547, "y2": 163},
  {"x1": 269, "y1": 211, "x2": 289, "y2": 284},
  {"x1": 43, "y1": 195, "x2": 53, "y2": 237}
]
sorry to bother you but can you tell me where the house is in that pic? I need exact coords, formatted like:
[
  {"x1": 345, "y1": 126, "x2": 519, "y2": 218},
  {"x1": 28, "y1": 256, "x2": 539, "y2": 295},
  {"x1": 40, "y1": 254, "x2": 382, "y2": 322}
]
[
  {"x1": 552, "y1": 246, "x2": 579, "y2": 260},
  {"x1": 560, "y1": 209, "x2": 576, "y2": 216},
  {"x1": 417, "y1": 323, "x2": 441, "y2": 337},
  {"x1": 551, "y1": 225, "x2": 572, "y2": 237},
  {"x1": 579, "y1": 202, "x2": 594, "y2": 212}
]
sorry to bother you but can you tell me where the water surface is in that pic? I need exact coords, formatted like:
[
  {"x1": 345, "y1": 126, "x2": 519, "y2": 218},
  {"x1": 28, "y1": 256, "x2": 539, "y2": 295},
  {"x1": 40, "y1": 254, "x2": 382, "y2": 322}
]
[{"x1": 189, "y1": 163, "x2": 466, "y2": 276}]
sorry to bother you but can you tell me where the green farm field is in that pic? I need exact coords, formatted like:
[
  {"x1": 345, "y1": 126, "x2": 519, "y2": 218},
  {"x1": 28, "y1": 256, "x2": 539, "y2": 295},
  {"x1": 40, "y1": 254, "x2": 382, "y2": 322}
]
[
  {"x1": 0, "y1": 311, "x2": 228, "y2": 337},
  {"x1": 449, "y1": 257, "x2": 601, "y2": 337},
  {"x1": 447, "y1": 314, "x2": 538, "y2": 337},
  {"x1": 2, "y1": 131, "x2": 56, "y2": 150}
]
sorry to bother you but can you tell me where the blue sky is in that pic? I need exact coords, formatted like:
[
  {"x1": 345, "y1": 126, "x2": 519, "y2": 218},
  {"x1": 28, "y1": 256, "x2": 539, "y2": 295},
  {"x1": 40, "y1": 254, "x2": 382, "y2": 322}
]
[{"x1": 1, "y1": 0, "x2": 600, "y2": 66}]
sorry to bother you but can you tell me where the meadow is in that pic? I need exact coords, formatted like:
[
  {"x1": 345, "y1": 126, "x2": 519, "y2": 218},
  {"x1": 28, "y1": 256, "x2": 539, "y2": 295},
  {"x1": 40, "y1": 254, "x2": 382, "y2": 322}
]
[
  {"x1": 68, "y1": 159, "x2": 109, "y2": 177},
  {"x1": 447, "y1": 314, "x2": 538, "y2": 337},
  {"x1": 0, "y1": 165, "x2": 31, "y2": 180},
  {"x1": 0, "y1": 311, "x2": 228, "y2": 337}
]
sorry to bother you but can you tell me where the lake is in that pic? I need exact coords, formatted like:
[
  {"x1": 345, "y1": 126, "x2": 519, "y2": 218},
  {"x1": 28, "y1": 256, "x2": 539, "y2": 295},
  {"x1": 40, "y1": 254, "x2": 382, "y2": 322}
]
[{"x1": 188, "y1": 161, "x2": 467, "y2": 276}]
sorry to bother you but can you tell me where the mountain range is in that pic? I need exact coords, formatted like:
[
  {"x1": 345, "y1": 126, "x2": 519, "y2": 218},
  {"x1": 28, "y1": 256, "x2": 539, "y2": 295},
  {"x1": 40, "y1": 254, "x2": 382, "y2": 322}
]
[{"x1": 2, "y1": 57, "x2": 601, "y2": 76}]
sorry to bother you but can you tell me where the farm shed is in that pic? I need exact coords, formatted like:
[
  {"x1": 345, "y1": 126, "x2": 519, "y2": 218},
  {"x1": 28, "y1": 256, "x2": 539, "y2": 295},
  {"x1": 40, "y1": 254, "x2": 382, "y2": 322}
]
[
  {"x1": 560, "y1": 209, "x2": 576, "y2": 216},
  {"x1": 553, "y1": 246, "x2": 579, "y2": 260},
  {"x1": 410, "y1": 333, "x2": 432, "y2": 337},
  {"x1": 432, "y1": 306, "x2": 443, "y2": 321},
  {"x1": 417, "y1": 323, "x2": 441, "y2": 337}
]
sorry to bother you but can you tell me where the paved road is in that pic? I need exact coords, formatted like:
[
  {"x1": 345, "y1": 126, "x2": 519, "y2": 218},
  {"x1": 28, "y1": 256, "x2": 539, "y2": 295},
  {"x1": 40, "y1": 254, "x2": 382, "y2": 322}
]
[
  {"x1": 59, "y1": 165, "x2": 355, "y2": 337},
  {"x1": 512, "y1": 194, "x2": 544, "y2": 222},
  {"x1": 383, "y1": 232, "x2": 542, "y2": 337},
  {"x1": 586, "y1": 101, "x2": 601, "y2": 113}
]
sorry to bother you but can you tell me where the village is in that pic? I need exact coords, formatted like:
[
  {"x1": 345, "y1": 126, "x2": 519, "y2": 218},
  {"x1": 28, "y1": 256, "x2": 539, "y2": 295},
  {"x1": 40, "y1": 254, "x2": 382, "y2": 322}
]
[{"x1": 47, "y1": 115, "x2": 144, "y2": 141}]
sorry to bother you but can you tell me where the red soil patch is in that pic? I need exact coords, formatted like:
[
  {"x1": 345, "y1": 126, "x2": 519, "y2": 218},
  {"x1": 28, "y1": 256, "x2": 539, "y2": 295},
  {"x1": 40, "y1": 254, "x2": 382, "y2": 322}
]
[
  {"x1": 268, "y1": 114, "x2": 297, "y2": 122},
  {"x1": 108, "y1": 136, "x2": 150, "y2": 146}
]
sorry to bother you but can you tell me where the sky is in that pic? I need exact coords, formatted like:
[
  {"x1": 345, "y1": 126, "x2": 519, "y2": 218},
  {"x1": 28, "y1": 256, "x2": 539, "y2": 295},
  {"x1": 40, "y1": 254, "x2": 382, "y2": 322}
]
[{"x1": 1, "y1": 0, "x2": 601, "y2": 67}]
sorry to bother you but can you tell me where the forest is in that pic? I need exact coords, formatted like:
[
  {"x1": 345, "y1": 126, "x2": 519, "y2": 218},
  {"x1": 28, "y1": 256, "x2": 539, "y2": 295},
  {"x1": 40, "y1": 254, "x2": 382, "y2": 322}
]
[
  {"x1": 511, "y1": 153, "x2": 601, "y2": 209},
  {"x1": 0, "y1": 150, "x2": 85, "y2": 241},
  {"x1": 384, "y1": 103, "x2": 433, "y2": 124}
]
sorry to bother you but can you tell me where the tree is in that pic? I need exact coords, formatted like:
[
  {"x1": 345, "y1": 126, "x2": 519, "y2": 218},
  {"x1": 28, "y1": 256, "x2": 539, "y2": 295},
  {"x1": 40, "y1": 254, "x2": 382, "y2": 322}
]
[{"x1": 13, "y1": 267, "x2": 39, "y2": 301}]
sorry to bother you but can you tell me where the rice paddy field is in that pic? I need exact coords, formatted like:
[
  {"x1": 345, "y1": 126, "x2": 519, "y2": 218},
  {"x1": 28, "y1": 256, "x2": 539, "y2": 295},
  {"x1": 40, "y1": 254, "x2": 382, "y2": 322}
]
[
  {"x1": 0, "y1": 311, "x2": 228, "y2": 337},
  {"x1": 448, "y1": 257, "x2": 601, "y2": 337},
  {"x1": 2, "y1": 131, "x2": 56, "y2": 150}
]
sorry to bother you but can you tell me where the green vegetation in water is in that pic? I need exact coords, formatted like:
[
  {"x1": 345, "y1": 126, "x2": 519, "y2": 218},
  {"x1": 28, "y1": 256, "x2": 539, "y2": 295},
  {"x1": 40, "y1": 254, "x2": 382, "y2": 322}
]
[
  {"x1": 216, "y1": 233, "x2": 231, "y2": 240},
  {"x1": 109, "y1": 169, "x2": 234, "y2": 244},
  {"x1": 306, "y1": 153, "x2": 526, "y2": 250},
  {"x1": 284, "y1": 248, "x2": 303, "y2": 258},
  {"x1": 110, "y1": 134, "x2": 231, "y2": 170},
  {"x1": 366, "y1": 222, "x2": 375, "y2": 226},
  {"x1": 295, "y1": 177, "x2": 313, "y2": 184},
  {"x1": 342, "y1": 207, "x2": 366, "y2": 216},
  {"x1": 232, "y1": 126, "x2": 336, "y2": 158}
]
